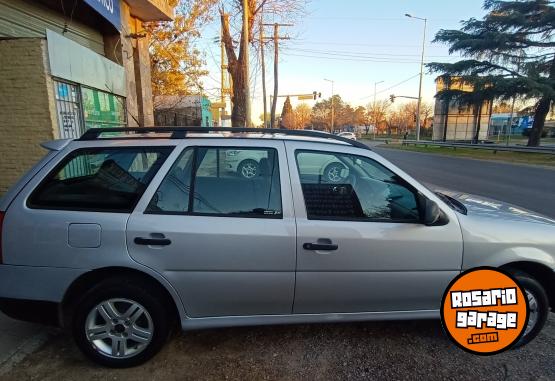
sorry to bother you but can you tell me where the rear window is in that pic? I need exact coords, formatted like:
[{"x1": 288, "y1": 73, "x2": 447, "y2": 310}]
[{"x1": 28, "y1": 147, "x2": 173, "y2": 212}]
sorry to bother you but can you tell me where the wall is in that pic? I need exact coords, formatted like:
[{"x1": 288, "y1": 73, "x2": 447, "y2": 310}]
[
  {"x1": 0, "y1": 38, "x2": 57, "y2": 194},
  {"x1": 433, "y1": 98, "x2": 491, "y2": 141},
  {"x1": 0, "y1": 0, "x2": 105, "y2": 55}
]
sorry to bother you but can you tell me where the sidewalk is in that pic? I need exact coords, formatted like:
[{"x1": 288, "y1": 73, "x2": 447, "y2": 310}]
[{"x1": 0, "y1": 313, "x2": 55, "y2": 375}]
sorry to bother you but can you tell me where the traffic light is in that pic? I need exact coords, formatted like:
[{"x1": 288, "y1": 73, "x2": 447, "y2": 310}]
[
  {"x1": 389, "y1": 94, "x2": 395, "y2": 103},
  {"x1": 313, "y1": 91, "x2": 321, "y2": 100}
]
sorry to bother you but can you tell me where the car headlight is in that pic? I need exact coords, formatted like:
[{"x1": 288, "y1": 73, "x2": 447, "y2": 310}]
[{"x1": 226, "y1": 150, "x2": 240, "y2": 157}]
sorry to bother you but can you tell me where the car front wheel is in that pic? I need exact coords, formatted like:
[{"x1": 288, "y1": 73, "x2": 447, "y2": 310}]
[
  {"x1": 509, "y1": 271, "x2": 549, "y2": 348},
  {"x1": 72, "y1": 279, "x2": 172, "y2": 367}
]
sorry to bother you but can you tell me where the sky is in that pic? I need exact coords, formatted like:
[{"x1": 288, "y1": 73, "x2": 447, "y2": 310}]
[{"x1": 197, "y1": 0, "x2": 488, "y2": 124}]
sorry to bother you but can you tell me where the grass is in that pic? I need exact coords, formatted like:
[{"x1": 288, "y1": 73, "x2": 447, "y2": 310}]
[{"x1": 378, "y1": 143, "x2": 555, "y2": 167}]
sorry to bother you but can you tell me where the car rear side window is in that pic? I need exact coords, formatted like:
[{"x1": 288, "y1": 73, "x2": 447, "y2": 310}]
[
  {"x1": 147, "y1": 147, "x2": 282, "y2": 218},
  {"x1": 28, "y1": 147, "x2": 173, "y2": 212}
]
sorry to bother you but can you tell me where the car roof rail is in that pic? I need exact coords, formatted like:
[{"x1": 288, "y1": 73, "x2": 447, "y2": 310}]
[{"x1": 78, "y1": 127, "x2": 371, "y2": 151}]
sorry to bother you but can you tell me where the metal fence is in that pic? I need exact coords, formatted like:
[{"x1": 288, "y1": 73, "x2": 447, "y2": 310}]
[{"x1": 393, "y1": 140, "x2": 555, "y2": 154}]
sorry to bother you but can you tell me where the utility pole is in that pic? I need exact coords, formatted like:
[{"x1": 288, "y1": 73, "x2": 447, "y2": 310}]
[
  {"x1": 324, "y1": 78, "x2": 334, "y2": 133},
  {"x1": 405, "y1": 14, "x2": 427, "y2": 141},
  {"x1": 242, "y1": 0, "x2": 251, "y2": 127},
  {"x1": 373, "y1": 80, "x2": 384, "y2": 139},
  {"x1": 262, "y1": 23, "x2": 292, "y2": 129},
  {"x1": 260, "y1": 11, "x2": 268, "y2": 128}
]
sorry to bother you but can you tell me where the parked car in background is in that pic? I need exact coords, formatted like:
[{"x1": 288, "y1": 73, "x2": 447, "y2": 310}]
[
  {"x1": 337, "y1": 131, "x2": 357, "y2": 141},
  {"x1": 0, "y1": 128, "x2": 553, "y2": 368}
]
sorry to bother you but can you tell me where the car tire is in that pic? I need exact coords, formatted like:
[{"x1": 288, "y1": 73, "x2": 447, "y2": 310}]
[
  {"x1": 323, "y1": 162, "x2": 348, "y2": 183},
  {"x1": 72, "y1": 278, "x2": 173, "y2": 368},
  {"x1": 237, "y1": 159, "x2": 259, "y2": 179},
  {"x1": 507, "y1": 270, "x2": 549, "y2": 348}
]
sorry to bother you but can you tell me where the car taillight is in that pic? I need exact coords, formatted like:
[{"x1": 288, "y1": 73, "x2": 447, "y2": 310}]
[{"x1": 0, "y1": 211, "x2": 4, "y2": 264}]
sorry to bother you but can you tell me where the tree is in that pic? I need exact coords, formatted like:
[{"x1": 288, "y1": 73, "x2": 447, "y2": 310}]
[
  {"x1": 293, "y1": 103, "x2": 312, "y2": 129},
  {"x1": 220, "y1": 0, "x2": 305, "y2": 127},
  {"x1": 352, "y1": 106, "x2": 367, "y2": 126},
  {"x1": 146, "y1": 0, "x2": 217, "y2": 97},
  {"x1": 493, "y1": 101, "x2": 513, "y2": 113},
  {"x1": 311, "y1": 95, "x2": 353, "y2": 131},
  {"x1": 280, "y1": 96, "x2": 294, "y2": 128},
  {"x1": 428, "y1": 0, "x2": 555, "y2": 146},
  {"x1": 366, "y1": 100, "x2": 390, "y2": 134}
]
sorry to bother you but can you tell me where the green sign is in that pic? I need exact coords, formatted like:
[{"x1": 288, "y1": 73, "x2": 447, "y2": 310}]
[{"x1": 82, "y1": 87, "x2": 126, "y2": 130}]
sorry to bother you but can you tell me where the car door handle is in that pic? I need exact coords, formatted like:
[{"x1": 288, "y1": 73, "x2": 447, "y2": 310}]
[
  {"x1": 303, "y1": 242, "x2": 338, "y2": 251},
  {"x1": 134, "y1": 237, "x2": 172, "y2": 246}
]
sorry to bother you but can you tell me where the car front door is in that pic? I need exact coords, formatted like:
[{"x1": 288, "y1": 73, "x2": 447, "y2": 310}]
[
  {"x1": 285, "y1": 141, "x2": 463, "y2": 314},
  {"x1": 127, "y1": 140, "x2": 296, "y2": 318}
]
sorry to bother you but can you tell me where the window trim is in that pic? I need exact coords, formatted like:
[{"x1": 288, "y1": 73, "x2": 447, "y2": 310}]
[
  {"x1": 144, "y1": 146, "x2": 284, "y2": 219},
  {"x1": 27, "y1": 146, "x2": 175, "y2": 213},
  {"x1": 294, "y1": 149, "x2": 424, "y2": 224}
]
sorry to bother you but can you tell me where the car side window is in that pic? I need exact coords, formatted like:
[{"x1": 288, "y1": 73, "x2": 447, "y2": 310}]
[
  {"x1": 147, "y1": 147, "x2": 282, "y2": 218},
  {"x1": 28, "y1": 147, "x2": 173, "y2": 212},
  {"x1": 147, "y1": 148, "x2": 194, "y2": 213},
  {"x1": 295, "y1": 150, "x2": 421, "y2": 222}
]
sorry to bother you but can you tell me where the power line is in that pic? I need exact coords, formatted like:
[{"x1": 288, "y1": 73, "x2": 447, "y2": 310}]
[
  {"x1": 360, "y1": 74, "x2": 421, "y2": 100},
  {"x1": 282, "y1": 52, "x2": 423, "y2": 64},
  {"x1": 287, "y1": 47, "x2": 460, "y2": 59}
]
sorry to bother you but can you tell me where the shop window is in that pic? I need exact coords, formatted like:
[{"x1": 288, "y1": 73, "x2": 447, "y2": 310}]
[{"x1": 54, "y1": 80, "x2": 84, "y2": 139}]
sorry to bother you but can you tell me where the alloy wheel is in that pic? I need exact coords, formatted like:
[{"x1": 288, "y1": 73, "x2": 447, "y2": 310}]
[
  {"x1": 85, "y1": 298, "x2": 154, "y2": 359},
  {"x1": 524, "y1": 289, "x2": 539, "y2": 337},
  {"x1": 240, "y1": 162, "x2": 258, "y2": 178}
]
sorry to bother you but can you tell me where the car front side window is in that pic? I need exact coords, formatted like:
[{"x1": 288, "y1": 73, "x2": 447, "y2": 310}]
[{"x1": 295, "y1": 150, "x2": 420, "y2": 222}]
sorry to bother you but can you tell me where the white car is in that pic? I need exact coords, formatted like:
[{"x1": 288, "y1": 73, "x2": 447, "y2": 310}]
[
  {"x1": 338, "y1": 131, "x2": 357, "y2": 141},
  {"x1": 225, "y1": 148, "x2": 347, "y2": 182}
]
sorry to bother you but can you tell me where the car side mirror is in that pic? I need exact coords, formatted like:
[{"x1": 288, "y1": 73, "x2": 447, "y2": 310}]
[
  {"x1": 418, "y1": 194, "x2": 449, "y2": 226},
  {"x1": 423, "y1": 198, "x2": 442, "y2": 226}
]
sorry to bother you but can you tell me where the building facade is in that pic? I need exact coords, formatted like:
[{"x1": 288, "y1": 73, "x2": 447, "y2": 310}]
[
  {"x1": 432, "y1": 77, "x2": 492, "y2": 142},
  {"x1": 0, "y1": 0, "x2": 173, "y2": 193},
  {"x1": 154, "y1": 95, "x2": 214, "y2": 127}
]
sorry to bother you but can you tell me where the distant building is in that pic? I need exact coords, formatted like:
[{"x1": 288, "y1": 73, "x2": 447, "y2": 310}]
[
  {"x1": 0, "y1": 0, "x2": 174, "y2": 193},
  {"x1": 432, "y1": 77, "x2": 492, "y2": 141},
  {"x1": 154, "y1": 95, "x2": 214, "y2": 127}
]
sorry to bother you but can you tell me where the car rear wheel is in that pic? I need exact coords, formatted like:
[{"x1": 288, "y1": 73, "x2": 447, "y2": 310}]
[
  {"x1": 509, "y1": 271, "x2": 549, "y2": 348},
  {"x1": 72, "y1": 279, "x2": 172, "y2": 367}
]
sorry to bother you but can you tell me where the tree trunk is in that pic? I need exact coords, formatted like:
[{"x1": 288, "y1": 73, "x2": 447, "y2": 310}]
[
  {"x1": 528, "y1": 57, "x2": 555, "y2": 146},
  {"x1": 472, "y1": 102, "x2": 483, "y2": 144},
  {"x1": 527, "y1": 97, "x2": 550, "y2": 147},
  {"x1": 230, "y1": 66, "x2": 246, "y2": 127},
  {"x1": 221, "y1": 12, "x2": 247, "y2": 127}
]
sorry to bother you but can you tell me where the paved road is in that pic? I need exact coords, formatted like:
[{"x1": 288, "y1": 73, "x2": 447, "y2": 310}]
[{"x1": 373, "y1": 145, "x2": 555, "y2": 218}]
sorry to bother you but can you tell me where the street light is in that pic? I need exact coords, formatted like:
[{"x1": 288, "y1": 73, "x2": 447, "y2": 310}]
[
  {"x1": 373, "y1": 80, "x2": 384, "y2": 139},
  {"x1": 405, "y1": 13, "x2": 427, "y2": 141},
  {"x1": 324, "y1": 78, "x2": 334, "y2": 133}
]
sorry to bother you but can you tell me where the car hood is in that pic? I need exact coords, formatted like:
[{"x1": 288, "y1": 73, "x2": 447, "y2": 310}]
[{"x1": 437, "y1": 190, "x2": 555, "y2": 226}]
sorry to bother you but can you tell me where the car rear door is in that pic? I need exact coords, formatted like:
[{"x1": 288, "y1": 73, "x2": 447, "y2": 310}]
[
  {"x1": 285, "y1": 141, "x2": 463, "y2": 314},
  {"x1": 126, "y1": 139, "x2": 296, "y2": 318}
]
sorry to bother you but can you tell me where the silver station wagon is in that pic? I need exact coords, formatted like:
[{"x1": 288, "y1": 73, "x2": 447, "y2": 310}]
[{"x1": 0, "y1": 127, "x2": 553, "y2": 367}]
